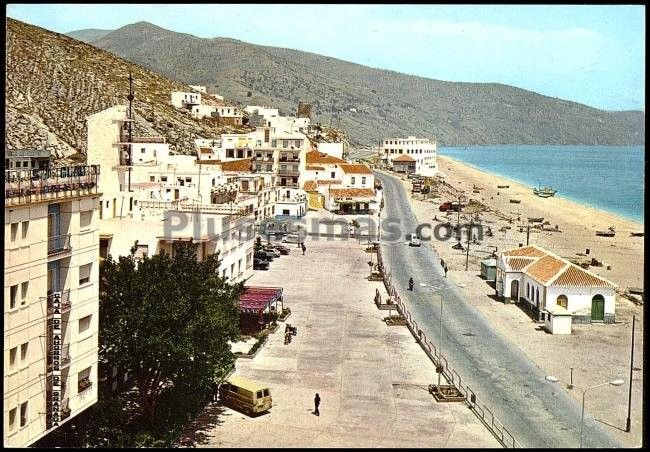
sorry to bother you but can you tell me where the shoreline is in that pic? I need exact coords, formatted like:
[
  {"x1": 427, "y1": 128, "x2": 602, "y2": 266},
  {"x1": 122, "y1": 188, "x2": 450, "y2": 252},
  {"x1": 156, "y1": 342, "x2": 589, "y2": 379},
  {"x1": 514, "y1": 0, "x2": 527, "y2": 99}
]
[
  {"x1": 437, "y1": 155, "x2": 644, "y2": 227},
  {"x1": 437, "y1": 154, "x2": 644, "y2": 232}
]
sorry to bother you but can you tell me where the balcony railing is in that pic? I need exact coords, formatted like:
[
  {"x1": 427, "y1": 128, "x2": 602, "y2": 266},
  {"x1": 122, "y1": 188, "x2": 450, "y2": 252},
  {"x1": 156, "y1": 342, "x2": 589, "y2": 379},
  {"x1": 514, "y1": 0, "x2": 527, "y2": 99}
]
[
  {"x1": 278, "y1": 182, "x2": 299, "y2": 188},
  {"x1": 46, "y1": 290, "x2": 71, "y2": 315},
  {"x1": 5, "y1": 165, "x2": 100, "y2": 206},
  {"x1": 48, "y1": 234, "x2": 72, "y2": 255},
  {"x1": 278, "y1": 167, "x2": 300, "y2": 176}
]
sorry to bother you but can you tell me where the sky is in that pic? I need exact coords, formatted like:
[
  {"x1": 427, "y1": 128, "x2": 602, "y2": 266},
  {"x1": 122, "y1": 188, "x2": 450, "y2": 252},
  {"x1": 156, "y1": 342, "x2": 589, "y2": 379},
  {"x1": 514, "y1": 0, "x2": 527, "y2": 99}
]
[{"x1": 6, "y1": 4, "x2": 646, "y2": 111}]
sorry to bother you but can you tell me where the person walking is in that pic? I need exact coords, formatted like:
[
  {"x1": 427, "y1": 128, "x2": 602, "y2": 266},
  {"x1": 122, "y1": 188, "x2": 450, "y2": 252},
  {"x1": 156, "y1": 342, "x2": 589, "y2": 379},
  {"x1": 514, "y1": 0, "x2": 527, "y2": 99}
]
[
  {"x1": 440, "y1": 258, "x2": 445, "y2": 268},
  {"x1": 211, "y1": 381, "x2": 219, "y2": 404},
  {"x1": 314, "y1": 393, "x2": 321, "y2": 416},
  {"x1": 301, "y1": 243, "x2": 306, "y2": 255},
  {"x1": 444, "y1": 265, "x2": 448, "y2": 278}
]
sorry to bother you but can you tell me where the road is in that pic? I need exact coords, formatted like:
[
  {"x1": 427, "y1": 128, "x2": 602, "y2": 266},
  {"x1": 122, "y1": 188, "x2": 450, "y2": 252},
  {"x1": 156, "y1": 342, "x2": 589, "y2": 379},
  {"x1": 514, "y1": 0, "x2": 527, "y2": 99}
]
[{"x1": 376, "y1": 171, "x2": 623, "y2": 448}]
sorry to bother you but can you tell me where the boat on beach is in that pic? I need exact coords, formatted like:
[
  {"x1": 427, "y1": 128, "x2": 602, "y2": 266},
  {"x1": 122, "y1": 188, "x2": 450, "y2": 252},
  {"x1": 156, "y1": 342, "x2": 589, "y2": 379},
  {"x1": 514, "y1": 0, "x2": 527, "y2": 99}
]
[
  {"x1": 527, "y1": 217, "x2": 544, "y2": 223},
  {"x1": 533, "y1": 185, "x2": 557, "y2": 197},
  {"x1": 497, "y1": 185, "x2": 509, "y2": 189},
  {"x1": 595, "y1": 226, "x2": 616, "y2": 237},
  {"x1": 630, "y1": 232, "x2": 644, "y2": 237},
  {"x1": 509, "y1": 199, "x2": 521, "y2": 204}
]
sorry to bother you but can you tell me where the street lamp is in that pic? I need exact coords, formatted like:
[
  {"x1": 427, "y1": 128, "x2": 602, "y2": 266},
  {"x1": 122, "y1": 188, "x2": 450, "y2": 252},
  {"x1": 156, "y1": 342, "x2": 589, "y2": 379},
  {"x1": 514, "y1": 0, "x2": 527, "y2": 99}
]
[
  {"x1": 421, "y1": 282, "x2": 444, "y2": 388},
  {"x1": 545, "y1": 375, "x2": 624, "y2": 448}
]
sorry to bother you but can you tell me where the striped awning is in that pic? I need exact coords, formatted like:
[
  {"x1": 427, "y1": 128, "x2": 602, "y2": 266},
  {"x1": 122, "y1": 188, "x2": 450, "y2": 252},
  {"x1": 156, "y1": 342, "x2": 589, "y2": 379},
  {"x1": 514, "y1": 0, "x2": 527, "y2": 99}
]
[{"x1": 239, "y1": 286, "x2": 283, "y2": 313}]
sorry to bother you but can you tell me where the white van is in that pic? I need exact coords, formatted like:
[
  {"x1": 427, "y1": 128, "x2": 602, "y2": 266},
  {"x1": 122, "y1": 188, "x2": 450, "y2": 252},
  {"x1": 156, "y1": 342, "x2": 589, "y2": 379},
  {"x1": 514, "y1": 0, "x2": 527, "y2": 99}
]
[
  {"x1": 282, "y1": 233, "x2": 304, "y2": 244},
  {"x1": 408, "y1": 233, "x2": 421, "y2": 247}
]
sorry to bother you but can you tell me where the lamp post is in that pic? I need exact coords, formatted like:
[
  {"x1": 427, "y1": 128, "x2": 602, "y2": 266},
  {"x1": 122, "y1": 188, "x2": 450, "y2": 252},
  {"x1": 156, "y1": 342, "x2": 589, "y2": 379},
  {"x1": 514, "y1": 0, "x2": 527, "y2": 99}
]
[
  {"x1": 421, "y1": 282, "x2": 443, "y2": 388},
  {"x1": 545, "y1": 375, "x2": 624, "y2": 448}
]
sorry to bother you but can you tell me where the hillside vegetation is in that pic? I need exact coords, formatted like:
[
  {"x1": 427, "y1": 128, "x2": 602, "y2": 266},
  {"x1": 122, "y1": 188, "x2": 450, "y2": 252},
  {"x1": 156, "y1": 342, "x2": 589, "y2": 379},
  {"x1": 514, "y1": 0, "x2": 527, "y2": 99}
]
[
  {"x1": 87, "y1": 21, "x2": 644, "y2": 147},
  {"x1": 6, "y1": 18, "x2": 249, "y2": 159}
]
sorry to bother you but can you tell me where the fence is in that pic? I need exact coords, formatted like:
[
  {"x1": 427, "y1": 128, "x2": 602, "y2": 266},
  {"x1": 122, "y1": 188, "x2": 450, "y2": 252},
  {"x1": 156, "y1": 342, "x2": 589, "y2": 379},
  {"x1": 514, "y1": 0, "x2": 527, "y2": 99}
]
[{"x1": 376, "y1": 244, "x2": 522, "y2": 448}]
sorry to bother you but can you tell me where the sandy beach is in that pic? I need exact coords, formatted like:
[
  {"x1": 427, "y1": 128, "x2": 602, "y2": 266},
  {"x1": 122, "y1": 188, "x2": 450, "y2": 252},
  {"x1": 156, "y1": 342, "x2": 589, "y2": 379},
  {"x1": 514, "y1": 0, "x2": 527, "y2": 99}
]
[{"x1": 409, "y1": 155, "x2": 644, "y2": 292}]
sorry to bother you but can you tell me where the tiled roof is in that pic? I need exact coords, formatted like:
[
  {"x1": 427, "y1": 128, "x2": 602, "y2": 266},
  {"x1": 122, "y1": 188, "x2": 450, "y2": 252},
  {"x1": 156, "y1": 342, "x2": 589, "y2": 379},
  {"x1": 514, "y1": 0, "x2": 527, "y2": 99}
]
[
  {"x1": 339, "y1": 163, "x2": 373, "y2": 174},
  {"x1": 306, "y1": 165, "x2": 325, "y2": 171},
  {"x1": 393, "y1": 154, "x2": 416, "y2": 162},
  {"x1": 525, "y1": 255, "x2": 568, "y2": 284},
  {"x1": 502, "y1": 245, "x2": 547, "y2": 258},
  {"x1": 551, "y1": 265, "x2": 617, "y2": 288},
  {"x1": 303, "y1": 180, "x2": 317, "y2": 191},
  {"x1": 505, "y1": 257, "x2": 536, "y2": 271},
  {"x1": 219, "y1": 158, "x2": 252, "y2": 172},
  {"x1": 500, "y1": 244, "x2": 618, "y2": 289},
  {"x1": 306, "y1": 151, "x2": 347, "y2": 164},
  {"x1": 329, "y1": 188, "x2": 376, "y2": 198},
  {"x1": 199, "y1": 147, "x2": 213, "y2": 154}
]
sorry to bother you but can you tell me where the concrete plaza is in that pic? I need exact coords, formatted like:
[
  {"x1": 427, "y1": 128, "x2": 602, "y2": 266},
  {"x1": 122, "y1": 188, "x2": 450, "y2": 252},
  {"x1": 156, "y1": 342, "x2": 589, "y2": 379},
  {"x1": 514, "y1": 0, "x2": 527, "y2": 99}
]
[{"x1": 180, "y1": 227, "x2": 500, "y2": 448}]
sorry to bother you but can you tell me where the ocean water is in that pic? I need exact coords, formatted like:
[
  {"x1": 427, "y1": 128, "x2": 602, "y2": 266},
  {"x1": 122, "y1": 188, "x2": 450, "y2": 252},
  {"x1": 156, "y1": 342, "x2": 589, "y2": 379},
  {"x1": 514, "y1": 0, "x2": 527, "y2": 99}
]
[{"x1": 439, "y1": 145, "x2": 645, "y2": 224}]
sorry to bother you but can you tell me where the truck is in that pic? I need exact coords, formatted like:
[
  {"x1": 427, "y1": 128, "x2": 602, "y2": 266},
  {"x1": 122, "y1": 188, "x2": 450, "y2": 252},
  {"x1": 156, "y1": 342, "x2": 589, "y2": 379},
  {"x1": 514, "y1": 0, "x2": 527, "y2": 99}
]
[{"x1": 439, "y1": 201, "x2": 464, "y2": 212}]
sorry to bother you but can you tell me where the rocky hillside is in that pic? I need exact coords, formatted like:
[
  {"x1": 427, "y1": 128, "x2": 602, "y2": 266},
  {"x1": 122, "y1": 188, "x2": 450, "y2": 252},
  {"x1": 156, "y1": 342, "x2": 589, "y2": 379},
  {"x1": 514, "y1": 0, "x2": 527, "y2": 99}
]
[
  {"x1": 65, "y1": 28, "x2": 112, "y2": 43},
  {"x1": 87, "y1": 22, "x2": 645, "y2": 147},
  {"x1": 5, "y1": 18, "x2": 249, "y2": 161}
]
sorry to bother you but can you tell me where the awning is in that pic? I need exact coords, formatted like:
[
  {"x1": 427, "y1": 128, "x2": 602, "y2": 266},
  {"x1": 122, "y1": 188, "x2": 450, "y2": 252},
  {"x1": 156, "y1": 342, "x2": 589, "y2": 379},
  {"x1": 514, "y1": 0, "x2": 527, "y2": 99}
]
[{"x1": 239, "y1": 286, "x2": 283, "y2": 313}]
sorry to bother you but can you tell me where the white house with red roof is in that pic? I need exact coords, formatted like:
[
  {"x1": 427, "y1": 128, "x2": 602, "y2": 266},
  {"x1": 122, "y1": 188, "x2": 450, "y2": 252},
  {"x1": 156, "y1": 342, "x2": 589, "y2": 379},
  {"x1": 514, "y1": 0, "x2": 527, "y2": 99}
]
[{"x1": 496, "y1": 245, "x2": 618, "y2": 324}]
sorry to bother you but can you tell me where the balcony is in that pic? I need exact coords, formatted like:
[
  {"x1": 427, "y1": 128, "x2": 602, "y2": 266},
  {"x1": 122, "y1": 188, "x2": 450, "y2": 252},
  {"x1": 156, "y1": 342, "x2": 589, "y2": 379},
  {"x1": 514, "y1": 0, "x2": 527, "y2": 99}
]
[
  {"x1": 278, "y1": 182, "x2": 299, "y2": 188},
  {"x1": 279, "y1": 155, "x2": 300, "y2": 163},
  {"x1": 278, "y1": 166, "x2": 300, "y2": 176},
  {"x1": 46, "y1": 290, "x2": 71, "y2": 315},
  {"x1": 5, "y1": 165, "x2": 100, "y2": 206},
  {"x1": 48, "y1": 234, "x2": 72, "y2": 256}
]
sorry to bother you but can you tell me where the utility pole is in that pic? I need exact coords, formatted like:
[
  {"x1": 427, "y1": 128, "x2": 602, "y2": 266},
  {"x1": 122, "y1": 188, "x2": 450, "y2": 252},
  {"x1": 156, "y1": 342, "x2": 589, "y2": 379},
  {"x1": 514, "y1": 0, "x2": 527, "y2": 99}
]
[
  {"x1": 626, "y1": 315, "x2": 636, "y2": 432},
  {"x1": 526, "y1": 224, "x2": 530, "y2": 246},
  {"x1": 465, "y1": 221, "x2": 472, "y2": 271}
]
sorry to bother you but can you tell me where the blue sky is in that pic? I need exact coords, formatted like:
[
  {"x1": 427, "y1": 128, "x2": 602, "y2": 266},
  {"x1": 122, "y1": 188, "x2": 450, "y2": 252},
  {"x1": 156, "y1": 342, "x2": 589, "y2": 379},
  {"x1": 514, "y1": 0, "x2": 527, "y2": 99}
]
[{"x1": 6, "y1": 4, "x2": 645, "y2": 111}]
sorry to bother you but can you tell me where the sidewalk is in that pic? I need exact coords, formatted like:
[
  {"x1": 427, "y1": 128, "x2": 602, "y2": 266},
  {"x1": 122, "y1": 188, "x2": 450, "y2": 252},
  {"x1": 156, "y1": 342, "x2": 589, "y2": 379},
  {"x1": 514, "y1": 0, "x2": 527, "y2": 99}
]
[{"x1": 181, "y1": 234, "x2": 500, "y2": 447}]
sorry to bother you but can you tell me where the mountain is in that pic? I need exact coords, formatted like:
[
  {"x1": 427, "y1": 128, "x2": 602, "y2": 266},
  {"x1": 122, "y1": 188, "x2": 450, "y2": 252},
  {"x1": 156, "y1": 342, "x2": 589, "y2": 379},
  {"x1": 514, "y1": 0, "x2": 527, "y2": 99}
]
[
  {"x1": 5, "y1": 18, "x2": 249, "y2": 160},
  {"x1": 65, "y1": 28, "x2": 113, "y2": 43},
  {"x1": 89, "y1": 21, "x2": 645, "y2": 147}
]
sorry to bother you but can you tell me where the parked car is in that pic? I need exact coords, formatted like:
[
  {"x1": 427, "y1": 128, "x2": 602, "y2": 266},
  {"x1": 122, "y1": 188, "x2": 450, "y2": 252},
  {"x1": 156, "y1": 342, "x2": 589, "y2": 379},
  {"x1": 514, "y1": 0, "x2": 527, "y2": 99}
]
[
  {"x1": 407, "y1": 233, "x2": 422, "y2": 247},
  {"x1": 262, "y1": 246, "x2": 281, "y2": 258},
  {"x1": 253, "y1": 258, "x2": 270, "y2": 270},
  {"x1": 439, "y1": 201, "x2": 463, "y2": 212},
  {"x1": 272, "y1": 244, "x2": 291, "y2": 255},
  {"x1": 281, "y1": 233, "x2": 304, "y2": 244},
  {"x1": 254, "y1": 250, "x2": 274, "y2": 261}
]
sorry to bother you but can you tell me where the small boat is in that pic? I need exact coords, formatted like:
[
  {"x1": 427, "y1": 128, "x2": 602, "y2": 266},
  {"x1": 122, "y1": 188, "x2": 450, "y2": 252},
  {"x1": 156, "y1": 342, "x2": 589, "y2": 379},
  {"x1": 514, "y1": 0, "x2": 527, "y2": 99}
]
[
  {"x1": 509, "y1": 199, "x2": 521, "y2": 204},
  {"x1": 630, "y1": 232, "x2": 644, "y2": 237},
  {"x1": 527, "y1": 217, "x2": 544, "y2": 223},
  {"x1": 497, "y1": 185, "x2": 509, "y2": 189},
  {"x1": 533, "y1": 186, "x2": 557, "y2": 197},
  {"x1": 595, "y1": 226, "x2": 616, "y2": 237}
]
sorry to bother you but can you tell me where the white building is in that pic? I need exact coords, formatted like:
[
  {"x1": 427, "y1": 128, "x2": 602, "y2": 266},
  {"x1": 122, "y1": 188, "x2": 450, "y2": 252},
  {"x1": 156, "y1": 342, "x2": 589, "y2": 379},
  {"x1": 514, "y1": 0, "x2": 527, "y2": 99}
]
[
  {"x1": 86, "y1": 105, "x2": 255, "y2": 284},
  {"x1": 495, "y1": 245, "x2": 618, "y2": 324},
  {"x1": 191, "y1": 104, "x2": 217, "y2": 119},
  {"x1": 171, "y1": 91, "x2": 201, "y2": 110},
  {"x1": 315, "y1": 142, "x2": 344, "y2": 160},
  {"x1": 189, "y1": 85, "x2": 207, "y2": 94},
  {"x1": 380, "y1": 136, "x2": 437, "y2": 177},
  {"x1": 4, "y1": 163, "x2": 101, "y2": 447}
]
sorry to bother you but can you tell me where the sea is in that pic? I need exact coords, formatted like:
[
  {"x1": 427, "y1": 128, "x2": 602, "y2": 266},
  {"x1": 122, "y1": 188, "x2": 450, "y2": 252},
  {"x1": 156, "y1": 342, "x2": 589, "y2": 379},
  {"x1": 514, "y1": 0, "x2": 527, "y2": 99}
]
[{"x1": 439, "y1": 145, "x2": 644, "y2": 224}]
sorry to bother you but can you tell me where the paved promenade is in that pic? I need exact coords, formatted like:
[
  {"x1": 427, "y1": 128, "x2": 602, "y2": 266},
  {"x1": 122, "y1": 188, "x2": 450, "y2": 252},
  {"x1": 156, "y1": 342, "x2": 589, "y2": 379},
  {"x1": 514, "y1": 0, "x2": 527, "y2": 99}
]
[{"x1": 181, "y1": 234, "x2": 500, "y2": 448}]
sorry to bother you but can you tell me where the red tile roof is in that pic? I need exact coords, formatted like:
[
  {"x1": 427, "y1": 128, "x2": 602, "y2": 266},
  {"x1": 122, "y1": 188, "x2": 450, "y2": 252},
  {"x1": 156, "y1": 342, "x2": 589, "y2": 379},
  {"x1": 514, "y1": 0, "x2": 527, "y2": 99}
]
[
  {"x1": 393, "y1": 154, "x2": 416, "y2": 162},
  {"x1": 306, "y1": 165, "x2": 325, "y2": 171},
  {"x1": 329, "y1": 188, "x2": 376, "y2": 199},
  {"x1": 219, "y1": 158, "x2": 252, "y2": 172},
  {"x1": 303, "y1": 180, "x2": 317, "y2": 191},
  {"x1": 502, "y1": 245, "x2": 547, "y2": 257},
  {"x1": 551, "y1": 265, "x2": 617, "y2": 288},
  {"x1": 306, "y1": 151, "x2": 347, "y2": 164},
  {"x1": 525, "y1": 255, "x2": 568, "y2": 284},
  {"x1": 339, "y1": 163, "x2": 373, "y2": 174},
  {"x1": 505, "y1": 257, "x2": 536, "y2": 271},
  {"x1": 317, "y1": 179, "x2": 342, "y2": 185}
]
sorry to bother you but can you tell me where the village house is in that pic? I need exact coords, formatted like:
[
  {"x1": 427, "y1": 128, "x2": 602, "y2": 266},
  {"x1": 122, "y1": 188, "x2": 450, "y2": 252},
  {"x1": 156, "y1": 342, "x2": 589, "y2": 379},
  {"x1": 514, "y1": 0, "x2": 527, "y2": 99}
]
[
  {"x1": 495, "y1": 245, "x2": 618, "y2": 324},
  {"x1": 379, "y1": 136, "x2": 437, "y2": 177},
  {"x1": 170, "y1": 91, "x2": 201, "y2": 110},
  {"x1": 189, "y1": 85, "x2": 207, "y2": 94}
]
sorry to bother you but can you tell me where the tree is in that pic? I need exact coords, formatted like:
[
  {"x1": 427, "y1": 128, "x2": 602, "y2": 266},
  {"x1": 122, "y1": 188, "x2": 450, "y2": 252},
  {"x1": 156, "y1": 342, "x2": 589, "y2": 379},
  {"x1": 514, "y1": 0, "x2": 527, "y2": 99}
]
[{"x1": 99, "y1": 241, "x2": 242, "y2": 429}]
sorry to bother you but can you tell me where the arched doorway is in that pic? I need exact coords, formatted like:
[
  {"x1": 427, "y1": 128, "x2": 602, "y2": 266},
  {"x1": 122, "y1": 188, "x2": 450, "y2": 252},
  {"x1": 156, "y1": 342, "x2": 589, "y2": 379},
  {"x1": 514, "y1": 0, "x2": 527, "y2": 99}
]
[
  {"x1": 510, "y1": 280, "x2": 519, "y2": 302},
  {"x1": 591, "y1": 295, "x2": 605, "y2": 321},
  {"x1": 556, "y1": 295, "x2": 568, "y2": 309}
]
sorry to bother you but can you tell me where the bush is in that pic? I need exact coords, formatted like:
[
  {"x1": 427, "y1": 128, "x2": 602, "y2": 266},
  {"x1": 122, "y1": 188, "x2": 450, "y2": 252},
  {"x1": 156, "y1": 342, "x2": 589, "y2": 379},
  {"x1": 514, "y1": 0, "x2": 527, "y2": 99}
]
[{"x1": 249, "y1": 331, "x2": 268, "y2": 354}]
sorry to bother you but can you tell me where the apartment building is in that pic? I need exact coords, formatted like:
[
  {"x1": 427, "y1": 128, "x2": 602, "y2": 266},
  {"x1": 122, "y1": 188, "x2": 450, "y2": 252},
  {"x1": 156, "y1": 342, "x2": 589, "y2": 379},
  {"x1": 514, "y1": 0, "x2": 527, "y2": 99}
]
[
  {"x1": 4, "y1": 163, "x2": 101, "y2": 447},
  {"x1": 379, "y1": 136, "x2": 438, "y2": 177}
]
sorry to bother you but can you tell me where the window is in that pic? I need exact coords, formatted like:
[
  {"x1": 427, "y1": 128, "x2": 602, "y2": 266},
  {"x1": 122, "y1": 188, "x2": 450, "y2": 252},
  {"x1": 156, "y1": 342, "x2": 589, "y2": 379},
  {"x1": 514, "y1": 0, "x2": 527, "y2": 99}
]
[
  {"x1": 222, "y1": 269, "x2": 227, "y2": 278},
  {"x1": 10, "y1": 223, "x2": 18, "y2": 241},
  {"x1": 150, "y1": 176, "x2": 155, "y2": 182},
  {"x1": 79, "y1": 263, "x2": 92, "y2": 285},
  {"x1": 331, "y1": 172, "x2": 335, "y2": 179},
  {"x1": 185, "y1": 177, "x2": 192, "y2": 183},
  {"x1": 21, "y1": 221, "x2": 28, "y2": 239},
  {"x1": 161, "y1": 176, "x2": 168, "y2": 182},
  {"x1": 134, "y1": 244, "x2": 149, "y2": 260},
  {"x1": 226, "y1": 149, "x2": 235, "y2": 158},
  {"x1": 536, "y1": 288, "x2": 540, "y2": 304},
  {"x1": 9, "y1": 408, "x2": 16, "y2": 431},
  {"x1": 20, "y1": 402, "x2": 28, "y2": 427},
  {"x1": 79, "y1": 315, "x2": 92, "y2": 333},
  {"x1": 78, "y1": 366, "x2": 92, "y2": 393},
  {"x1": 21, "y1": 281, "x2": 28, "y2": 306},
  {"x1": 556, "y1": 295, "x2": 568, "y2": 309},
  {"x1": 20, "y1": 342, "x2": 28, "y2": 363},
  {"x1": 80, "y1": 210, "x2": 92, "y2": 229},
  {"x1": 256, "y1": 390, "x2": 263, "y2": 399},
  {"x1": 351, "y1": 177, "x2": 356, "y2": 185},
  {"x1": 362, "y1": 177, "x2": 366, "y2": 185},
  {"x1": 10, "y1": 347, "x2": 17, "y2": 369},
  {"x1": 141, "y1": 148, "x2": 146, "y2": 154},
  {"x1": 10, "y1": 285, "x2": 18, "y2": 309}
]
